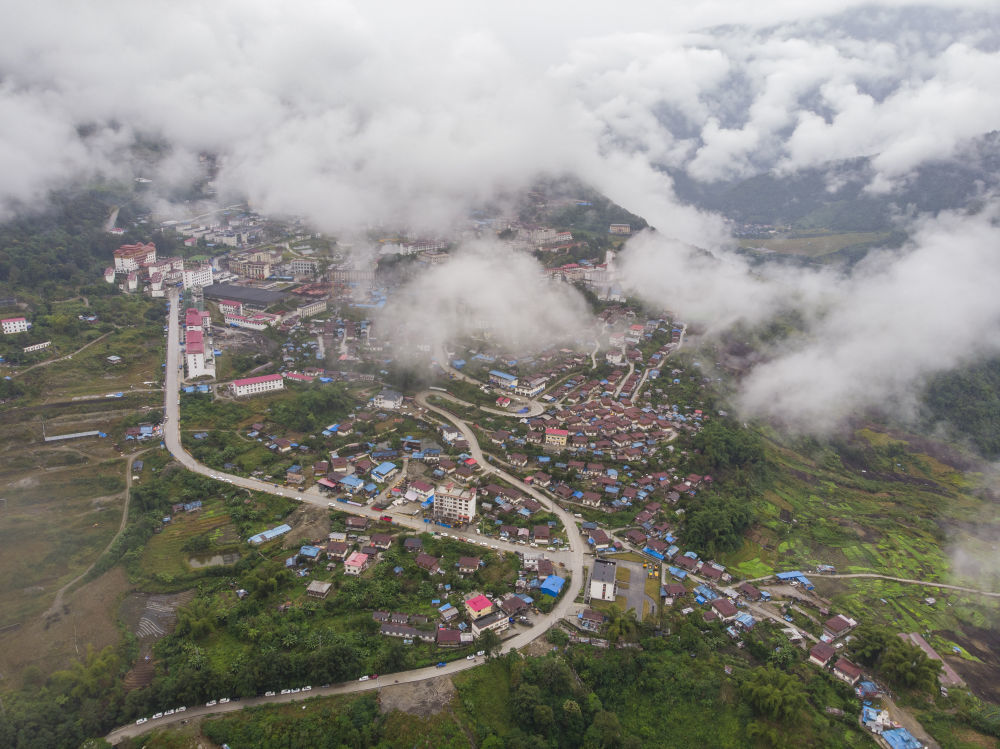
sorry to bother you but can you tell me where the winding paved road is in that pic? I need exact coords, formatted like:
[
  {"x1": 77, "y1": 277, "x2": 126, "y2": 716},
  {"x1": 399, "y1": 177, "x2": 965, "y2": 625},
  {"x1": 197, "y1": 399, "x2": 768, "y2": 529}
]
[{"x1": 105, "y1": 289, "x2": 590, "y2": 744}]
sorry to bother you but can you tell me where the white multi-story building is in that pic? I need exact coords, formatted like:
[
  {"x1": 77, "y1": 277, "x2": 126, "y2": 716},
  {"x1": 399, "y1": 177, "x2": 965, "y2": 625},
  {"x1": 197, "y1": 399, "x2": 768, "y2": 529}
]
[
  {"x1": 184, "y1": 330, "x2": 215, "y2": 379},
  {"x1": 1, "y1": 317, "x2": 29, "y2": 334},
  {"x1": 589, "y1": 559, "x2": 618, "y2": 602},
  {"x1": 295, "y1": 300, "x2": 328, "y2": 319},
  {"x1": 513, "y1": 376, "x2": 547, "y2": 398},
  {"x1": 290, "y1": 258, "x2": 318, "y2": 277},
  {"x1": 113, "y1": 242, "x2": 157, "y2": 272},
  {"x1": 433, "y1": 483, "x2": 477, "y2": 524},
  {"x1": 182, "y1": 263, "x2": 214, "y2": 290},
  {"x1": 218, "y1": 300, "x2": 244, "y2": 316},
  {"x1": 230, "y1": 374, "x2": 284, "y2": 397},
  {"x1": 373, "y1": 389, "x2": 403, "y2": 410}
]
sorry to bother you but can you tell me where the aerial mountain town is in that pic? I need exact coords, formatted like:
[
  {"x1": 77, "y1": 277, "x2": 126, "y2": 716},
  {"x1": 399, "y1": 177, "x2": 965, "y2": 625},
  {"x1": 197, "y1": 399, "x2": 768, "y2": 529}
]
[{"x1": 1, "y1": 2, "x2": 1000, "y2": 749}]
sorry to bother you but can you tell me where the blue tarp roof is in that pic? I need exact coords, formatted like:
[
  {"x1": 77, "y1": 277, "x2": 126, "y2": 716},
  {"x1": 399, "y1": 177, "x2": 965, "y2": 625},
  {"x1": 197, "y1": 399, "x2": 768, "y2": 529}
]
[
  {"x1": 883, "y1": 728, "x2": 923, "y2": 749},
  {"x1": 694, "y1": 584, "x2": 719, "y2": 601},
  {"x1": 540, "y1": 575, "x2": 565, "y2": 597},
  {"x1": 299, "y1": 545, "x2": 321, "y2": 558},
  {"x1": 340, "y1": 475, "x2": 363, "y2": 488},
  {"x1": 488, "y1": 370, "x2": 517, "y2": 381},
  {"x1": 776, "y1": 571, "x2": 804, "y2": 580}
]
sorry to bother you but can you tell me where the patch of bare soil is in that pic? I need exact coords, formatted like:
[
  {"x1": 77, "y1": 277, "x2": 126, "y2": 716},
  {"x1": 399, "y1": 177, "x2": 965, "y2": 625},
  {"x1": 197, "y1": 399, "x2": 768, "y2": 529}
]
[
  {"x1": 378, "y1": 675, "x2": 456, "y2": 717},
  {"x1": 120, "y1": 589, "x2": 196, "y2": 690},
  {"x1": 283, "y1": 503, "x2": 331, "y2": 545},
  {"x1": 0, "y1": 566, "x2": 129, "y2": 687},
  {"x1": 522, "y1": 635, "x2": 558, "y2": 658},
  {"x1": 948, "y1": 626, "x2": 1000, "y2": 703}
]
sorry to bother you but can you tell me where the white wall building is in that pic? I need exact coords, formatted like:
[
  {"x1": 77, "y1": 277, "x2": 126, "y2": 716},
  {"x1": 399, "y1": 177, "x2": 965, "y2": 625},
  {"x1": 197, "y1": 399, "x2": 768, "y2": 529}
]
[
  {"x1": 182, "y1": 263, "x2": 214, "y2": 290},
  {"x1": 373, "y1": 389, "x2": 404, "y2": 410},
  {"x1": 1, "y1": 317, "x2": 29, "y2": 335},
  {"x1": 184, "y1": 330, "x2": 215, "y2": 379},
  {"x1": 230, "y1": 374, "x2": 284, "y2": 397},
  {"x1": 433, "y1": 483, "x2": 477, "y2": 524},
  {"x1": 589, "y1": 559, "x2": 618, "y2": 602}
]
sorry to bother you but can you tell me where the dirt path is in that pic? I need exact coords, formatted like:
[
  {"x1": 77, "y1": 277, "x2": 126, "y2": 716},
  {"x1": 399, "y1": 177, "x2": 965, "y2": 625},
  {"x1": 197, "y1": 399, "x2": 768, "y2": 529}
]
[
  {"x1": 749, "y1": 572, "x2": 1000, "y2": 599},
  {"x1": 880, "y1": 693, "x2": 940, "y2": 749},
  {"x1": 43, "y1": 450, "x2": 147, "y2": 619}
]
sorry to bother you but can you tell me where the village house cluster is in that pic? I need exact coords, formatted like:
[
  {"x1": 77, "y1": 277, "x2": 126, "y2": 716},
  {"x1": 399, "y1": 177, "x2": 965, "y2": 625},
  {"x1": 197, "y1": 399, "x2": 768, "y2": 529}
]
[{"x1": 240, "y1": 513, "x2": 573, "y2": 651}]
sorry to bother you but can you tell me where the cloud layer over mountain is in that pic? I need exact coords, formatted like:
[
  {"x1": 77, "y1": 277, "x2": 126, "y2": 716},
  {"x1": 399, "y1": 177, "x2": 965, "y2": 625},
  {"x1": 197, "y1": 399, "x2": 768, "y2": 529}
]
[
  {"x1": 1, "y1": 1, "x2": 997, "y2": 230},
  {"x1": 3, "y1": 0, "x2": 1000, "y2": 435},
  {"x1": 618, "y1": 204, "x2": 1000, "y2": 432}
]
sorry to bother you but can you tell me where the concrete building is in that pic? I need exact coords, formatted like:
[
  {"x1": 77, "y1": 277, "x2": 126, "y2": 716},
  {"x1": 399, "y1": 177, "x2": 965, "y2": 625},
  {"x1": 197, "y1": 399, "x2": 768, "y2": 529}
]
[
  {"x1": 230, "y1": 374, "x2": 284, "y2": 397},
  {"x1": 306, "y1": 580, "x2": 332, "y2": 599},
  {"x1": 513, "y1": 376, "x2": 547, "y2": 398},
  {"x1": 184, "y1": 330, "x2": 215, "y2": 379},
  {"x1": 290, "y1": 258, "x2": 318, "y2": 277},
  {"x1": 295, "y1": 299, "x2": 328, "y2": 319},
  {"x1": 113, "y1": 242, "x2": 157, "y2": 272},
  {"x1": 471, "y1": 611, "x2": 510, "y2": 638},
  {"x1": 488, "y1": 370, "x2": 519, "y2": 389},
  {"x1": 344, "y1": 552, "x2": 371, "y2": 576},
  {"x1": 218, "y1": 299, "x2": 244, "y2": 316},
  {"x1": 373, "y1": 389, "x2": 403, "y2": 410},
  {"x1": 433, "y1": 482, "x2": 477, "y2": 524},
  {"x1": 1, "y1": 317, "x2": 29, "y2": 335},
  {"x1": 589, "y1": 558, "x2": 618, "y2": 602},
  {"x1": 182, "y1": 263, "x2": 214, "y2": 290},
  {"x1": 544, "y1": 428, "x2": 569, "y2": 447}
]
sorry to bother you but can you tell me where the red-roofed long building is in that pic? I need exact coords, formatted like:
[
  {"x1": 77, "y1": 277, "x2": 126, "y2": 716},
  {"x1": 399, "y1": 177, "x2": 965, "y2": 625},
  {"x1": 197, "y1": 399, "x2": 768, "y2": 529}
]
[{"x1": 230, "y1": 374, "x2": 284, "y2": 397}]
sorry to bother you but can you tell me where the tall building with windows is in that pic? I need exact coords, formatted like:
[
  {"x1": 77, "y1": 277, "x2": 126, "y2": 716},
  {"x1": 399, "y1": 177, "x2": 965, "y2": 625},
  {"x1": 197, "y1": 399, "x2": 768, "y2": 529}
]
[
  {"x1": 589, "y1": 559, "x2": 618, "y2": 602},
  {"x1": 433, "y1": 482, "x2": 477, "y2": 524}
]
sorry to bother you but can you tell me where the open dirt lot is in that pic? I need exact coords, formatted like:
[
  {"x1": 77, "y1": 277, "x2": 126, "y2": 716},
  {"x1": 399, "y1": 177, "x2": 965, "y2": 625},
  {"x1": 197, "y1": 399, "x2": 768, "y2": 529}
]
[
  {"x1": 378, "y1": 674, "x2": 457, "y2": 717},
  {"x1": 950, "y1": 625, "x2": 1000, "y2": 703},
  {"x1": 0, "y1": 566, "x2": 129, "y2": 687}
]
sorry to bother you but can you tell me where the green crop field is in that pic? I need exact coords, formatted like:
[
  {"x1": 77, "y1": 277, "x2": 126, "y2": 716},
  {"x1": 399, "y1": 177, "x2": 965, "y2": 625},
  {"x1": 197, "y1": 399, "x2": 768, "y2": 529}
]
[
  {"x1": 723, "y1": 427, "x2": 994, "y2": 586},
  {"x1": 138, "y1": 501, "x2": 239, "y2": 584}
]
